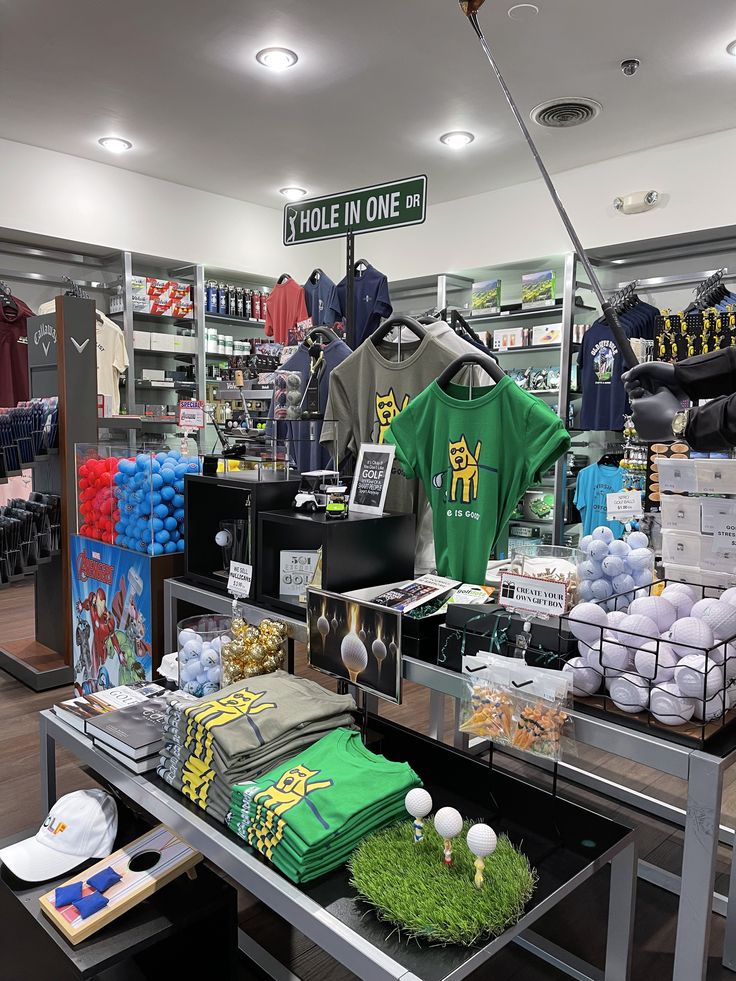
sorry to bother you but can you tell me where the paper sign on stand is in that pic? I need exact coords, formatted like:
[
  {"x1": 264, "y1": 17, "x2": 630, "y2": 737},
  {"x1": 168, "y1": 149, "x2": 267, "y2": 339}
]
[
  {"x1": 227, "y1": 561, "x2": 253, "y2": 599},
  {"x1": 499, "y1": 573, "x2": 568, "y2": 617},
  {"x1": 712, "y1": 515, "x2": 736, "y2": 556},
  {"x1": 606, "y1": 491, "x2": 643, "y2": 522},
  {"x1": 178, "y1": 400, "x2": 205, "y2": 430}
]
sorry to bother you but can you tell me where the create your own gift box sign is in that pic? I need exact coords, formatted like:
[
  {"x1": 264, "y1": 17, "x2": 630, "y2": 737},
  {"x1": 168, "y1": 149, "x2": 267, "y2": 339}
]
[{"x1": 283, "y1": 176, "x2": 427, "y2": 245}]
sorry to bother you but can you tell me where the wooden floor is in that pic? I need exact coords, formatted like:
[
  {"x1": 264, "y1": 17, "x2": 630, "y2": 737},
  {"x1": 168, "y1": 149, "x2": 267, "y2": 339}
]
[{"x1": 2, "y1": 579, "x2": 736, "y2": 979}]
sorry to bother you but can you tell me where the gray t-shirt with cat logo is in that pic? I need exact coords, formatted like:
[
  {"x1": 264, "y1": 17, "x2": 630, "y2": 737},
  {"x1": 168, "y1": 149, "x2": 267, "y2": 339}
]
[{"x1": 321, "y1": 333, "x2": 460, "y2": 528}]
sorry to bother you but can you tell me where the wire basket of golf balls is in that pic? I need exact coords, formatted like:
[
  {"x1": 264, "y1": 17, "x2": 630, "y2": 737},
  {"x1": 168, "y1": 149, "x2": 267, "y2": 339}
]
[
  {"x1": 560, "y1": 534, "x2": 736, "y2": 747},
  {"x1": 75, "y1": 443, "x2": 203, "y2": 554},
  {"x1": 177, "y1": 615, "x2": 231, "y2": 697}
]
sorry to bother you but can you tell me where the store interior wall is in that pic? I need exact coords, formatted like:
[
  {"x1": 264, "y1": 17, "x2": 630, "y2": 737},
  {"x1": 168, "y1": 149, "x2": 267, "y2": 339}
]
[{"x1": 0, "y1": 138, "x2": 342, "y2": 281}]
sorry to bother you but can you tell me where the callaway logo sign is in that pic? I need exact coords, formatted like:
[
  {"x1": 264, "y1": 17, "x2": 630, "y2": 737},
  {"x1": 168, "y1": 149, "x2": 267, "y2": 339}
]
[
  {"x1": 77, "y1": 549, "x2": 114, "y2": 586},
  {"x1": 71, "y1": 336, "x2": 90, "y2": 354},
  {"x1": 33, "y1": 321, "x2": 56, "y2": 357}
]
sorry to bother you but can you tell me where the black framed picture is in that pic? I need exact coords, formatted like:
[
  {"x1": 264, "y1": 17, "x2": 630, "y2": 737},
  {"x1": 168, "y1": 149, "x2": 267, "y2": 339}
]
[
  {"x1": 306, "y1": 587, "x2": 402, "y2": 703},
  {"x1": 349, "y1": 443, "x2": 395, "y2": 515}
]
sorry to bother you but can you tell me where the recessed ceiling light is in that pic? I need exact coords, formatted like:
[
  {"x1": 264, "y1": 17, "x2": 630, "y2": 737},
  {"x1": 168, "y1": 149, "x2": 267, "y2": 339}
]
[
  {"x1": 439, "y1": 131, "x2": 475, "y2": 149},
  {"x1": 256, "y1": 47, "x2": 298, "y2": 71},
  {"x1": 727, "y1": 39, "x2": 736, "y2": 56},
  {"x1": 98, "y1": 137, "x2": 133, "y2": 153},
  {"x1": 508, "y1": 4, "x2": 539, "y2": 19},
  {"x1": 280, "y1": 187, "x2": 308, "y2": 200}
]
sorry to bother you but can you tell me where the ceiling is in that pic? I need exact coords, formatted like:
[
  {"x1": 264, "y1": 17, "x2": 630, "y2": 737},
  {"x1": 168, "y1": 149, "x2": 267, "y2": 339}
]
[{"x1": 2, "y1": 0, "x2": 736, "y2": 211}]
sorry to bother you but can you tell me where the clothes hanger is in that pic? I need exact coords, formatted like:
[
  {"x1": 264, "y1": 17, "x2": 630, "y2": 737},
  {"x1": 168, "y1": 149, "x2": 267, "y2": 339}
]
[
  {"x1": 599, "y1": 450, "x2": 624, "y2": 467},
  {"x1": 305, "y1": 325, "x2": 340, "y2": 345},
  {"x1": 371, "y1": 314, "x2": 426, "y2": 363},
  {"x1": 437, "y1": 351, "x2": 505, "y2": 390},
  {"x1": 0, "y1": 280, "x2": 18, "y2": 318},
  {"x1": 277, "y1": 273, "x2": 292, "y2": 285},
  {"x1": 309, "y1": 268, "x2": 323, "y2": 284},
  {"x1": 354, "y1": 259, "x2": 369, "y2": 274}
]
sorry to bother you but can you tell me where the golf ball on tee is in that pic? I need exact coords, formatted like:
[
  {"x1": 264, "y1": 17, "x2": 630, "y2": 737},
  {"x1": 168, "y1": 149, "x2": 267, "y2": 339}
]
[
  {"x1": 608, "y1": 673, "x2": 650, "y2": 713},
  {"x1": 592, "y1": 526, "x2": 614, "y2": 544},
  {"x1": 669, "y1": 618, "x2": 715, "y2": 659},
  {"x1": 650, "y1": 682, "x2": 695, "y2": 726},
  {"x1": 563, "y1": 656, "x2": 602, "y2": 696},
  {"x1": 466, "y1": 824, "x2": 497, "y2": 858},
  {"x1": 634, "y1": 640, "x2": 678, "y2": 684},
  {"x1": 405, "y1": 788, "x2": 433, "y2": 819},
  {"x1": 674, "y1": 654, "x2": 722, "y2": 699},
  {"x1": 434, "y1": 807, "x2": 463, "y2": 840},
  {"x1": 568, "y1": 603, "x2": 608, "y2": 646}
]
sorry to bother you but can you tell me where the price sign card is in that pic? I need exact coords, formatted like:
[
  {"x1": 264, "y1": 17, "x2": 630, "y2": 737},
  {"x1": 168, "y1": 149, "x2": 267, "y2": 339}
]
[
  {"x1": 712, "y1": 515, "x2": 736, "y2": 556},
  {"x1": 227, "y1": 561, "x2": 253, "y2": 598},
  {"x1": 606, "y1": 491, "x2": 643, "y2": 521},
  {"x1": 178, "y1": 399, "x2": 205, "y2": 430},
  {"x1": 499, "y1": 574, "x2": 568, "y2": 617}
]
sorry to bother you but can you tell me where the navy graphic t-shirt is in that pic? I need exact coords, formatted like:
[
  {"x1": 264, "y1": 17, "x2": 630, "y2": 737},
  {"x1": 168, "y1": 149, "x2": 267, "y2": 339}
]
[
  {"x1": 578, "y1": 320, "x2": 629, "y2": 431},
  {"x1": 303, "y1": 272, "x2": 341, "y2": 327},
  {"x1": 337, "y1": 263, "x2": 392, "y2": 347}
]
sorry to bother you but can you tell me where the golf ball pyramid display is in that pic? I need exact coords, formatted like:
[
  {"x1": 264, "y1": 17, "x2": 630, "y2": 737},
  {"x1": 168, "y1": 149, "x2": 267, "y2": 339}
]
[
  {"x1": 177, "y1": 614, "x2": 287, "y2": 697},
  {"x1": 76, "y1": 449, "x2": 203, "y2": 554},
  {"x1": 566, "y1": 542, "x2": 736, "y2": 730}
]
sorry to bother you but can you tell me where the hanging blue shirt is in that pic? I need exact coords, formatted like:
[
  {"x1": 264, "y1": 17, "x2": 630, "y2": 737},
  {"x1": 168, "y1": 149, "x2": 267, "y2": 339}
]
[
  {"x1": 574, "y1": 462, "x2": 625, "y2": 538},
  {"x1": 578, "y1": 319, "x2": 630, "y2": 431},
  {"x1": 337, "y1": 263, "x2": 392, "y2": 347},
  {"x1": 303, "y1": 272, "x2": 341, "y2": 327}
]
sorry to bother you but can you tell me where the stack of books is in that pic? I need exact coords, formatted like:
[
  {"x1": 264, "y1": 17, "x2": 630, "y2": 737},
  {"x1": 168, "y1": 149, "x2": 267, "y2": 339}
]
[
  {"x1": 53, "y1": 682, "x2": 165, "y2": 733},
  {"x1": 87, "y1": 697, "x2": 173, "y2": 774}
]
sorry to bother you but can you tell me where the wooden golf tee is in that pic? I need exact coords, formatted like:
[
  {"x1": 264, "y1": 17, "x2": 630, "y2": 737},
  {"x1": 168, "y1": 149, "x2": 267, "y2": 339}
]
[{"x1": 443, "y1": 839, "x2": 453, "y2": 865}]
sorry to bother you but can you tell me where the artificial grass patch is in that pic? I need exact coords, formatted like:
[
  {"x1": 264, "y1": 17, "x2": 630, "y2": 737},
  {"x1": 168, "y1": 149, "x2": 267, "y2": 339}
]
[{"x1": 349, "y1": 819, "x2": 536, "y2": 947}]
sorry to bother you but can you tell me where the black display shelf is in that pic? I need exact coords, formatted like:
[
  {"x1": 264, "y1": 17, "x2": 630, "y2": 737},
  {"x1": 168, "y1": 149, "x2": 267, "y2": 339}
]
[
  {"x1": 467, "y1": 298, "x2": 595, "y2": 324},
  {"x1": 494, "y1": 342, "x2": 581, "y2": 355}
]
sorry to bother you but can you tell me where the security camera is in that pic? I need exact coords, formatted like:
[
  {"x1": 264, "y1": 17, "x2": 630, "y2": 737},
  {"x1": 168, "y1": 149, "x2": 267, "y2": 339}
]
[
  {"x1": 621, "y1": 59, "x2": 640, "y2": 76},
  {"x1": 613, "y1": 190, "x2": 659, "y2": 215}
]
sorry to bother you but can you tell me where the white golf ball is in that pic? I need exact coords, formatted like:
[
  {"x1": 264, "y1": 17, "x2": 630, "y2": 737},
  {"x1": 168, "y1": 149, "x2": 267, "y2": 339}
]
[
  {"x1": 628, "y1": 596, "x2": 677, "y2": 633},
  {"x1": 434, "y1": 807, "x2": 463, "y2": 840},
  {"x1": 579, "y1": 559, "x2": 604, "y2": 581},
  {"x1": 466, "y1": 823, "x2": 497, "y2": 858},
  {"x1": 700, "y1": 600, "x2": 736, "y2": 641},
  {"x1": 207, "y1": 666, "x2": 221, "y2": 684},
  {"x1": 663, "y1": 582, "x2": 696, "y2": 601},
  {"x1": 626, "y1": 531, "x2": 649, "y2": 550},
  {"x1": 712, "y1": 644, "x2": 736, "y2": 680},
  {"x1": 601, "y1": 555, "x2": 625, "y2": 579},
  {"x1": 180, "y1": 662, "x2": 198, "y2": 683},
  {"x1": 579, "y1": 535, "x2": 594, "y2": 554},
  {"x1": 660, "y1": 586, "x2": 694, "y2": 619},
  {"x1": 608, "y1": 540, "x2": 631, "y2": 558},
  {"x1": 675, "y1": 654, "x2": 723, "y2": 699},
  {"x1": 693, "y1": 691, "x2": 726, "y2": 722},
  {"x1": 588, "y1": 639, "x2": 630, "y2": 673},
  {"x1": 177, "y1": 628, "x2": 197, "y2": 648},
  {"x1": 578, "y1": 640, "x2": 594, "y2": 661},
  {"x1": 563, "y1": 656, "x2": 602, "y2": 695},
  {"x1": 577, "y1": 580, "x2": 593, "y2": 603},
  {"x1": 568, "y1": 603, "x2": 608, "y2": 646},
  {"x1": 590, "y1": 578, "x2": 613, "y2": 602},
  {"x1": 650, "y1": 682, "x2": 695, "y2": 726},
  {"x1": 627, "y1": 547, "x2": 654, "y2": 570},
  {"x1": 719, "y1": 587, "x2": 736, "y2": 607},
  {"x1": 634, "y1": 568, "x2": 654, "y2": 588},
  {"x1": 690, "y1": 598, "x2": 719, "y2": 621},
  {"x1": 605, "y1": 611, "x2": 628, "y2": 642},
  {"x1": 669, "y1": 618, "x2": 715, "y2": 659},
  {"x1": 589, "y1": 539, "x2": 610, "y2": 562},
  {"x1": 201, "y1": 647, "x2": 219, "y2": 669},
  {"x1": 634, "y1": 640, "x2": 678, "y2": 683},
  {"x1": 608, "y1": 672, "x2": 650, "y2": 713},
  {"x1": 616, "y1": 614, "x2": 660, "y2": 653},
  {"x1": 612, "y1": 574, "x2": 636, "y2": 597},
  {"x1": 592, "y1": 526, "x2": 614, "y2": 544},
  {"x1": 405, "y1": 788, "x2": 433, "y2": 819},
  {"x1": 180, "y1": 639, "x2": 203, "y2": 663}
]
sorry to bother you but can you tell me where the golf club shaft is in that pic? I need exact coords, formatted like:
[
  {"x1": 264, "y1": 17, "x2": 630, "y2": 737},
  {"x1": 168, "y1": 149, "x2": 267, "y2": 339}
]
[{"x1": 466, "y1": 11, "x2": 638, "y2": 369}]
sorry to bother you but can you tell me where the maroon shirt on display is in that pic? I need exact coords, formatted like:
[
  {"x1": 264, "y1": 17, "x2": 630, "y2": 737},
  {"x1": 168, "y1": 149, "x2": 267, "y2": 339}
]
[{"x1": 0, "y1": 296, "x2": 33, "y2": 407}]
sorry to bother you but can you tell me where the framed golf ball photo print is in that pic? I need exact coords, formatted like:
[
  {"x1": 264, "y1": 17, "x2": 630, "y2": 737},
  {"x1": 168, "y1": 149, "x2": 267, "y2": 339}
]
[{"x1": 307, "y1": 587, "x2": 402, "y2": 703}]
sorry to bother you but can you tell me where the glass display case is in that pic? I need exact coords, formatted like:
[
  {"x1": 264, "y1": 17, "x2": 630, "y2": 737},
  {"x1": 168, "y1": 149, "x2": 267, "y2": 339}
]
[{"x1": 75, "y1": 442, "x2": 202, "y2": 555}]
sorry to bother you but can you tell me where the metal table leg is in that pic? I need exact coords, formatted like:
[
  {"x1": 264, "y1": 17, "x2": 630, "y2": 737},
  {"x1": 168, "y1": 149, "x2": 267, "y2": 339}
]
[
  {"x1": 39, "y1": 713, "x2": 57, "y2": 814},
  {"x1": 723, "y1": 817, "x2": 736, "y2": 971},
  {"x1": 605, "y1": 840, "x2": 637, "y2": 981},
  {"x1": 428, "y1": 690, "x2": 445, "y2": 742},
  {"x1": 673, "y1": 751, "x2": 725, "y2": 981},
  {"x1": 164, "y1": 579, "x2": 175, "y2": 653}
]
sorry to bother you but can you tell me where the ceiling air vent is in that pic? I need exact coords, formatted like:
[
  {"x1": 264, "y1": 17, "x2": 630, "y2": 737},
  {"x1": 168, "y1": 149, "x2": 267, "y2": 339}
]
[{"x1": 530, "y1": 97, "x2": 602, "y2": 129}]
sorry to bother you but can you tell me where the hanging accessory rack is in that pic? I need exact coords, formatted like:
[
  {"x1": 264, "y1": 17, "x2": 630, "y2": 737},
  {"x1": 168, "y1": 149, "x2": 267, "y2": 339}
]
[
  {"x1": 458, "y1": 0, "x2": 638, "y2": 369},
  {"x1": 609, "y1": 281, "x2": 639, "y2": 314},
  {"x1": 62, "y1": 275, "x2": 91, "y2": 300}
]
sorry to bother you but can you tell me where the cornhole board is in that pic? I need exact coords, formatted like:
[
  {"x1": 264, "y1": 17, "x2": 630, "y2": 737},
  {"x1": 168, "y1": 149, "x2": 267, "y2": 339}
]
[{"x1": 39, "y1": 824, "x2": 201, "y2": 944}]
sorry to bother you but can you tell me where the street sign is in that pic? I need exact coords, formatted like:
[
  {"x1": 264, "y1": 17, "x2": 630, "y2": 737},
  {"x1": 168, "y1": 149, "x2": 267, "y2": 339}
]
[{"x1": 283, "y1": 176, "x2": 427, "y2": 245}]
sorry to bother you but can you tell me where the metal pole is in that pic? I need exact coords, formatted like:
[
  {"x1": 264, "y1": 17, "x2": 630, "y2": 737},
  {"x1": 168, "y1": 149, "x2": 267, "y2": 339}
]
[
  {"x1": 346, "y1": 230, "x2": 355, "y2": 349},
  {"x1": 461, "y1": 5, "x2": 638, "y2": 369}
]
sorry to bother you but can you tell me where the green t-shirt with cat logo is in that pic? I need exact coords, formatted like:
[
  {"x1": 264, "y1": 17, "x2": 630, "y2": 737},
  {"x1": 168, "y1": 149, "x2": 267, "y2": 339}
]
[{"x1": 385, "y1": 377, "x2": 570, "y2": 583}]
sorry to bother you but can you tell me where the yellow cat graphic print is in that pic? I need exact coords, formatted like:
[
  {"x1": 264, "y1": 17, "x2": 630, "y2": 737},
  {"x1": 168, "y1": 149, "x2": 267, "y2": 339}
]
[
  {"x1": 246, "y1": 764, "x2": 334, "y2": 856},
  {"x1": 375, "y1": 389, "x2": 409, "y2": 443},
  {"x1": 449, "y1": 434, "x2": 482, "y2": 504}
]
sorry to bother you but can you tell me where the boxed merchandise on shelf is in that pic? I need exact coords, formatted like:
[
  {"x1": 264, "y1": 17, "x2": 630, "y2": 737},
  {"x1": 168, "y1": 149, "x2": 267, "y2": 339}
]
[{"x1": 133, "y1": 330, "x2": 151, "y2": 350}]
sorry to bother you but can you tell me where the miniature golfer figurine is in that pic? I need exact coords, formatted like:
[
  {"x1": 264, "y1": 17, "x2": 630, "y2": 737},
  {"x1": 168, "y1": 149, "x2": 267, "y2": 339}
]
[
  {"x1": 404, "y1": 788, "x2": 433, "y2": 843},
  {"x1": 434, "y1": 807, "x2": 463, "y2": 865},
  {"x1": 466, "y1": 823, "x2": 497, "y2": 888}
]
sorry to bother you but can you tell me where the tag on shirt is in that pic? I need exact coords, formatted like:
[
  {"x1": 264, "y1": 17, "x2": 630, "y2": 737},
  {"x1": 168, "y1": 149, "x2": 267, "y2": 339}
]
[
  {"x1": 606, "y1": 491, "x2": 643, "y2": 521},
  {"x1": 227, "y1": 561, "x2": 253, "y2": 599}
]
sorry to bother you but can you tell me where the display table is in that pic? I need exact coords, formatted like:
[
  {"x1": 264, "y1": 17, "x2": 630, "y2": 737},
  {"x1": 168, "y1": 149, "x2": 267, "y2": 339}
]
[
  {"x1": 406, "y1": 656, "x2": 736, "y2": 981},
  {"x1": 39, "y1": 709, "x2": 636, "y2": 981}
]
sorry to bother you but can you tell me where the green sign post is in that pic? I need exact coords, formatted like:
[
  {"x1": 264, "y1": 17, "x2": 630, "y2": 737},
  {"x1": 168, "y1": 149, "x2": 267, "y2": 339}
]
[{"x1": 283, "y1": 175, "x2": 427, "y2": 246}]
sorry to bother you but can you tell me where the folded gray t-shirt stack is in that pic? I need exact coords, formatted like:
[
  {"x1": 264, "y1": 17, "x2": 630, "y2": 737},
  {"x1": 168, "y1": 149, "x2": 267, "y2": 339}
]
[{"x1": 157, "y1": 671, "x2": 356, "y2": 823}]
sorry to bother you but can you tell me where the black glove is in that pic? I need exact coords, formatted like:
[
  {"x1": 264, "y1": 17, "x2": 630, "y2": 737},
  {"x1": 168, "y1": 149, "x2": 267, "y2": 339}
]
[
  {"x1": 622, "y1": 362, "x2": 678, "y2": 399},
  {"x1": 628, "y1": 387, "x2": 684, "y2": 443}
]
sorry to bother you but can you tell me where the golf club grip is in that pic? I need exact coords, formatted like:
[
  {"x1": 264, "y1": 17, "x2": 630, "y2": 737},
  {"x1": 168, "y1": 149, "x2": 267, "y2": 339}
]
[{"x1": 601, "y1": 301, "x2": 639, "y2": 369}]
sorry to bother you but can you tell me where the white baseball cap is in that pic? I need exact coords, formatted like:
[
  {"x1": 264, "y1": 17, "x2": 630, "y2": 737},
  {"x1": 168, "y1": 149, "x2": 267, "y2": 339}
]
[{"x1": 0, "y1": 790, "x2": 118, "y2": 882}]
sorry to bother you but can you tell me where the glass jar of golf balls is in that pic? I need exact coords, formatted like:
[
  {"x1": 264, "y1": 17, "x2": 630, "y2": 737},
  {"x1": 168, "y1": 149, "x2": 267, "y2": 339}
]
[
  {"x1": 177, "y1": 615, "x2": 232, "y2": 697},
  {"x1": 576, "y1": 527, "x2": 654, "y2": 612}
]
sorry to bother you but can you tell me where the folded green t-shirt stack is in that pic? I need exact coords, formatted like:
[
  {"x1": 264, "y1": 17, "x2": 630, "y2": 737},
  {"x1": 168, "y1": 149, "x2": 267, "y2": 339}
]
[{"x1": 228, "y1": 727, "x2": 421, "y2": 883}]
